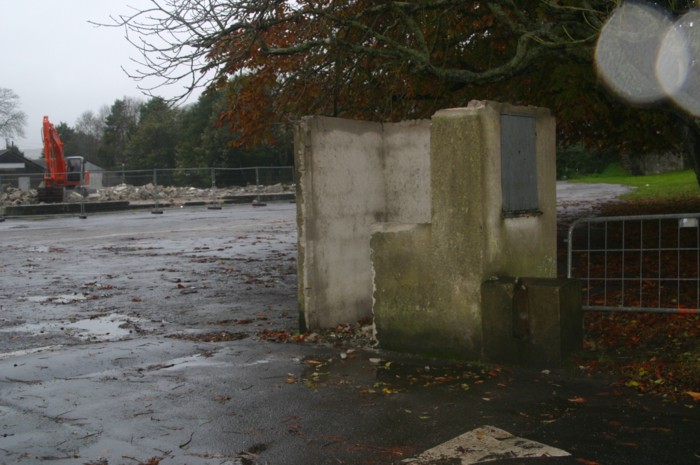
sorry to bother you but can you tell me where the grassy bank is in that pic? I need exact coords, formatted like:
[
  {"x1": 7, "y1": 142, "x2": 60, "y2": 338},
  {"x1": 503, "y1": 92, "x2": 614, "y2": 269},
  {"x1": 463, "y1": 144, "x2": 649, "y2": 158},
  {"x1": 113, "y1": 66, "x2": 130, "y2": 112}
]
[{"x1": 572, "y1": 164, "x2": 700, "y2": 200}]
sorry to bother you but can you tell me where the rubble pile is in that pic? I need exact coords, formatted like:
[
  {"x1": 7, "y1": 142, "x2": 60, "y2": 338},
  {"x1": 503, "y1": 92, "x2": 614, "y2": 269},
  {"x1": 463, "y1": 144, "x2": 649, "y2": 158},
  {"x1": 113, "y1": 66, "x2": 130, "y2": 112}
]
[
  {"x1": 1, "y1": 183, "x2": 294, "y2": 207},
  {"x1": 0, "y1": 187, "x2": 33, "y2": 206}
]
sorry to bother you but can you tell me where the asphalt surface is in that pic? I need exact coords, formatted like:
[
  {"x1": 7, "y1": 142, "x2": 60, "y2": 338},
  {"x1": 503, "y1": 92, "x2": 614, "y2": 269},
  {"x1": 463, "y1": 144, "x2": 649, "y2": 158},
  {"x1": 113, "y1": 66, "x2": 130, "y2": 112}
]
[{"x1": 1, "y1": 186, "x2": 699, "y2": 465}]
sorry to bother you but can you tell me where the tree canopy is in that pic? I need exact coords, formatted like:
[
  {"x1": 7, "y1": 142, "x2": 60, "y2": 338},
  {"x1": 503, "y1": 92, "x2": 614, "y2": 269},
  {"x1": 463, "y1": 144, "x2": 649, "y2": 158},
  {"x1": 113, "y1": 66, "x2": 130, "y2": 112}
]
[
  {"x1": 51, "y1": 90, "x2": 290, "y2": 171},
  {"x1": 110, "y1": 1, "x2": 603, "y2": 143},
  {"x1": 105, "y1": 0, "x2": 700, "y2": 184}
]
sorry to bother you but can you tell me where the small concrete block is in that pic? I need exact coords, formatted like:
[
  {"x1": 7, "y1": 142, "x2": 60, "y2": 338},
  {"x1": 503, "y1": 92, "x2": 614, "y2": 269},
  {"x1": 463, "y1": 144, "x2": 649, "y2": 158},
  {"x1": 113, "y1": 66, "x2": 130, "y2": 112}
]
[{"x1": 482, "y1": 277, "x2": 582, "y2": 367}]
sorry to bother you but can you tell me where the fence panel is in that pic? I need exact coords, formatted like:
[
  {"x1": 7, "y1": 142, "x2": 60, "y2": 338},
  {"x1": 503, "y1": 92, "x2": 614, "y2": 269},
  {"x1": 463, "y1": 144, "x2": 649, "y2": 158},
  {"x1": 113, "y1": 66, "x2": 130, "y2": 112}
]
[
  {"x1": 0, "y1": 173, "x2": 44, "y2": 190},
  {"x1": 567, "y1": 213, "x2": 700, "y2": 313},
  {"x1": 1, "y1": 166, "x2": 295, "y2": 211},
  {"x1": 1, "y1": 166, "x2": 294, "y2": 192}
]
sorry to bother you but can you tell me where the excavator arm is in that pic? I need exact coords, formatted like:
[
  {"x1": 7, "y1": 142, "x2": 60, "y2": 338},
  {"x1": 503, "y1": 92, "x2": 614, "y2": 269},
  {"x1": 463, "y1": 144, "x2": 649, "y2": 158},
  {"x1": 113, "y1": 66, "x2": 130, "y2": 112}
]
[
  {"x1": 38, "y1": 116, "x2": 88, "y2": 202},
  {"x1": 42, "y1": 116, "x2": 67, "y2": 188}
]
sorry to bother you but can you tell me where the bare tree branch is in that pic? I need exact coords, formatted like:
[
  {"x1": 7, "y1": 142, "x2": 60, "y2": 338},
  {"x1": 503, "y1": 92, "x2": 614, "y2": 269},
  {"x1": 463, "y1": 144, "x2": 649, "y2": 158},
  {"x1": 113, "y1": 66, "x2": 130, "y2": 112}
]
[
  {"x1": 97, "y1": 0, "x2": 607, "y2": 103},
  {"x1": 0, "y1": 88, "x2": 27, "y2": 140}
]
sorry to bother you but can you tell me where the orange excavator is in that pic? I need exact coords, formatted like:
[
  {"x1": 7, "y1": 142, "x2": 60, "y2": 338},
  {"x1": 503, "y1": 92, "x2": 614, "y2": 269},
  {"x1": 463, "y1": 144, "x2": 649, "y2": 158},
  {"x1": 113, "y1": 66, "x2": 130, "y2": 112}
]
[{"x1": 38, "y1": 116, "x2": 89, "y2": 203}]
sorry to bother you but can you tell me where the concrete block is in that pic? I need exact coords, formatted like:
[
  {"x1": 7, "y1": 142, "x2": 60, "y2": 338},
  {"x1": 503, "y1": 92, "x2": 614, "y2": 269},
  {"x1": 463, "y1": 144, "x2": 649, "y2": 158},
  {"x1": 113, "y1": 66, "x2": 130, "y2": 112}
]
[
  {"x1": 372, "y1": 223, "x2": 481, "y2": 359},
  {"x1": 481, "y1": 277, "x2": 583, "y2": 367}
]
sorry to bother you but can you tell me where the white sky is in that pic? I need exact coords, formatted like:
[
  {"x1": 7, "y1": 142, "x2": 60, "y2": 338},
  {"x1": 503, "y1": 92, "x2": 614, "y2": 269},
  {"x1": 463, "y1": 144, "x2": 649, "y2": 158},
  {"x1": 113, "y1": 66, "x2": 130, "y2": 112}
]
[{"x1": 2, "y1": 0, "x2": 202, "y2": 153}]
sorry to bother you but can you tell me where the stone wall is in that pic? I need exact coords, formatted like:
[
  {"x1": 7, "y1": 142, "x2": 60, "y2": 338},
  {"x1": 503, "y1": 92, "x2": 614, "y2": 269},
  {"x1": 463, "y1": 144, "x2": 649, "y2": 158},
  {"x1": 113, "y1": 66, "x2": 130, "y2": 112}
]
[{"x1": 622, "y1": 152, "x2": 685, "y2": 175}]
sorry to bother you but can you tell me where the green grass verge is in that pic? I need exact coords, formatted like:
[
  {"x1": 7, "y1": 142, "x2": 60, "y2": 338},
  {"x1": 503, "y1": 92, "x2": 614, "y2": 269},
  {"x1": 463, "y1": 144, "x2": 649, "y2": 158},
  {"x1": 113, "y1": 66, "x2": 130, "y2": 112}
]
[{"x1": 571, "y1": 164, "x2": 700, "y2": 200}]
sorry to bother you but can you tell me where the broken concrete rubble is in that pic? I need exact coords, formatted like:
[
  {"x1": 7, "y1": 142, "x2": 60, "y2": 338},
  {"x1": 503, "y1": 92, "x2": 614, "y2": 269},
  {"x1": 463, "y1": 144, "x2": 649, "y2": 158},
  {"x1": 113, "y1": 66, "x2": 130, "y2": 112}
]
[{"x1": 0, "y1": 183, "x2": 294, "y2": 207}]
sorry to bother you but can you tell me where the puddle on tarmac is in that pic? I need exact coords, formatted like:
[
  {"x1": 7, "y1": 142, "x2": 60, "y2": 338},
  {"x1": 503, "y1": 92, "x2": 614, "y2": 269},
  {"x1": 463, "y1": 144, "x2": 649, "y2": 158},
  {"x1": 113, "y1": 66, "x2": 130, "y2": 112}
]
[{"x1": 0, "y1": 313, "x2": 147, "y2": 342}]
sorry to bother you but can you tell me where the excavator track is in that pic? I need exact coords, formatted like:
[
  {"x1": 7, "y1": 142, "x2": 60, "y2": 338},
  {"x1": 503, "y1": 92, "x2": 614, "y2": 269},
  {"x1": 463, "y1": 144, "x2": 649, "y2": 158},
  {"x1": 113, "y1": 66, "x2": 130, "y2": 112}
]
[{"x1": 37, "y1": 186, "x2": 64, "y2": 203}]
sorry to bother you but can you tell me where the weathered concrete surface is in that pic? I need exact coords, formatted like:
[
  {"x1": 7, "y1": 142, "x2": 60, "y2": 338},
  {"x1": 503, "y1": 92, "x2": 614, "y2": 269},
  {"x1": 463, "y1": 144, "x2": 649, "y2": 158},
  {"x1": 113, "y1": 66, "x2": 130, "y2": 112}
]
[
  {"x1": 0, "y1": 203, "x2": 698, "y2": 465},
  {"x1": 481, "y1": 277, "x2": 583, "y2": 367},
  {"x1": 373, "y1": 102, "x2": 558, "y2": 359},
  {"x1": 294, "y1": 116, "x2": 430, "y2": 330}
]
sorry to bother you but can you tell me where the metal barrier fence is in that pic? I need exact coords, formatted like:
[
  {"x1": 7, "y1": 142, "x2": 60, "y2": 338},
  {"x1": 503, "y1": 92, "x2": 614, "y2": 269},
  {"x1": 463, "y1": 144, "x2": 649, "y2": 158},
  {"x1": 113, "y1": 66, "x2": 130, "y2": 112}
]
[
  {"x1": 0, "y1": 166, "x2": 294, "y2": 192},
  {"x1": 567, "y1": 213, "x2": 700, "y2": 313}
]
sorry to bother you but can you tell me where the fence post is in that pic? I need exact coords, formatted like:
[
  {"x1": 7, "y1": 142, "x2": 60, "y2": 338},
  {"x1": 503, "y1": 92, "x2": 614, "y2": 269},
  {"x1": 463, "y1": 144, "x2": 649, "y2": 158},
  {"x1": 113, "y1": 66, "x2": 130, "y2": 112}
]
[
  {"x1": 253, "y1": 166, "x2": 267, "y2": 207},
  {"x1": 208, "y1": 167, "x2": 221, "y2": 210},
  {"x1": 78, "y1": 165, "x2": 87, "y2": 219},
  {"x1": 152, "y1": 168, "x2": 163, "y2": 214}
]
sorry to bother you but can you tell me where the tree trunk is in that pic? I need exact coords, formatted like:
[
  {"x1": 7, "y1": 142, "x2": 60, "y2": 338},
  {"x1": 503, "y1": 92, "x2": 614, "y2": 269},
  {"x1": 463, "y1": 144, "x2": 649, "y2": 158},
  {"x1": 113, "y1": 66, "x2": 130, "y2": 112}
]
[{"x1": 677, "y1": 113, "x2": 700, "y2": 188}]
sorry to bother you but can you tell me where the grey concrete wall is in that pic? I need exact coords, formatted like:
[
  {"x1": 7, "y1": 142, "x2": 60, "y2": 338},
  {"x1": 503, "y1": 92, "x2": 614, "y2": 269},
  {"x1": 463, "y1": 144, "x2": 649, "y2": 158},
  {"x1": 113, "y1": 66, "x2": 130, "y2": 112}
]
[
  {"x1": 294, "y1": 116, "x2": 430, "y2": 330},
  {"x1": 372, "y1": 101, "x2": 558, "y2": 359},
  {"x1": 383, "y1": 120, "x2": 432, "y2": 224}
]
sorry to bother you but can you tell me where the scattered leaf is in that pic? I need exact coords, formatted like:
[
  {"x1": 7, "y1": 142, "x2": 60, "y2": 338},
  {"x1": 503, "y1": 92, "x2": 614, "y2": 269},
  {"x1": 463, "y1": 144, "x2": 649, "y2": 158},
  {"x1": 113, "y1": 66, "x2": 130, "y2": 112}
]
[{"x1": 576, "y1": 459, "x2": 601, "y2": 465}]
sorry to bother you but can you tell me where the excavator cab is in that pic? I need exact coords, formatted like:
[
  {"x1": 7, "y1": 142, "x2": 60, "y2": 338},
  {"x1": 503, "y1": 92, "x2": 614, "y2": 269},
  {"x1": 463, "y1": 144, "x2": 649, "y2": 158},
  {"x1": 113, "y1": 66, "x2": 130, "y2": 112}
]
[{"x1": 66, "y1": 156, "x2": 87, "y2": 184}]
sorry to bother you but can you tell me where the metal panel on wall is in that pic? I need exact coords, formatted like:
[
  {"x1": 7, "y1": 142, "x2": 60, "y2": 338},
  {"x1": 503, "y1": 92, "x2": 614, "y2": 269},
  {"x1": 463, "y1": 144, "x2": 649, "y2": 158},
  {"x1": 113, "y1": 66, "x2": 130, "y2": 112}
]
[{"x1": 500, "y1": 113, "x2": 538, "y2": 216}]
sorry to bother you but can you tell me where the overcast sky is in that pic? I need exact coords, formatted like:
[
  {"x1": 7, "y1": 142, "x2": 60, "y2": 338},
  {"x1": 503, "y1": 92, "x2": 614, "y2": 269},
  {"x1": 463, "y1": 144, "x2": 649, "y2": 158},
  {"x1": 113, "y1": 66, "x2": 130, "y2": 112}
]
[{"x1": 2, "y1": 0, "x2": 202, "y2": 154}]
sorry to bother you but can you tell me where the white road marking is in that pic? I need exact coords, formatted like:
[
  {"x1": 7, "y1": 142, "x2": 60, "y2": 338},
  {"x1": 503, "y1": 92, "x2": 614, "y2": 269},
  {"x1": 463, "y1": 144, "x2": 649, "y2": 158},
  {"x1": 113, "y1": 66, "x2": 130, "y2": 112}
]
[
  {"x1": 0, "y1": 345, "x2": 64, "y2": 360},
  {"x1": 404, "y1": 425, "x2": 570, "y2": 464}
]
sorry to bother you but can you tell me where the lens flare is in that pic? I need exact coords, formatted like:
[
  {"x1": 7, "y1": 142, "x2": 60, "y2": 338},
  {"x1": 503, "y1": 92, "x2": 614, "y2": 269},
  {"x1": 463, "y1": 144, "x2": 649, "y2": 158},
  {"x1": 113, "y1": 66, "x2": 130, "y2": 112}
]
[
  {"x1": 656, "y1": 25, "x2": 690, "y2": 96},
  {"x1": 658, "y1": 10, "x2": 700, "y2": 115},
  {"x1": 596, "y1": 2, "x2": 700, "y2": 116},
  {"x1": 595, "y1": 2, "x2": 671, "y2": 104}
]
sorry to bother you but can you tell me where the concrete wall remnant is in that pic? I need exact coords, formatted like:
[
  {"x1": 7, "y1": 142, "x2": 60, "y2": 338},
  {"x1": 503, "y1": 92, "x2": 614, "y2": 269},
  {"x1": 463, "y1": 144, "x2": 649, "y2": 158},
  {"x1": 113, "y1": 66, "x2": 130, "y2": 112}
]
[
  {"x1": 371, "y1": 101, "x2": 561, "y2": 360},
  {"x1": 295, "y1": 102, "x2": 581, "y2": 365},
  {"x1": 294, "y1": 116, "x2": 430, "y2": 330}
]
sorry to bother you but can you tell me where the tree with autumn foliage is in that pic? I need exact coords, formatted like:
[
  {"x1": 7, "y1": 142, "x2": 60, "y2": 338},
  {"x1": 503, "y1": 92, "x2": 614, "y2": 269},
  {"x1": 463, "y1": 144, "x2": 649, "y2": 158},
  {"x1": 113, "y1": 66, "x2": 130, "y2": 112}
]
[{"x1": 108, "y1": 0, "x2": 700, "y2": 185}]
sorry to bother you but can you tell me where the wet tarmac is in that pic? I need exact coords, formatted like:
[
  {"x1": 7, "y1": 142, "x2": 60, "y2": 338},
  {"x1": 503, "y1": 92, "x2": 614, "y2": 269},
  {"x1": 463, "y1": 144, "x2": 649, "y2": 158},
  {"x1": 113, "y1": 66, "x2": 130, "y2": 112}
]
[{"x1": 1, "y1": 192, "x2": 698, "y2": 465}]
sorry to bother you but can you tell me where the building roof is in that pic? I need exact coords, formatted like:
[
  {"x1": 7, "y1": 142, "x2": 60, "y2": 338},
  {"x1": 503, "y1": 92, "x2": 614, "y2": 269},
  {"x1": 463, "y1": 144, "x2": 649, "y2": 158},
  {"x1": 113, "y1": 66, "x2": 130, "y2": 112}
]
[{"x1": 0, "y1": 150, "x2": 45, "y2": 173}]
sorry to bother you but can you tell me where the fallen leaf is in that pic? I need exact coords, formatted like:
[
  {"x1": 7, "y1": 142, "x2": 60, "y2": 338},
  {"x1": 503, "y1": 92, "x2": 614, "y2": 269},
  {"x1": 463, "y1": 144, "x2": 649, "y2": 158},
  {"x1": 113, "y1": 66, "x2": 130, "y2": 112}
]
[
  {"x1": 568, "y1": 396, "x2": 586, "y2": 404},
  {"x1": 685, "y1": 391, "x2": 700, "y2": 401},
  {"x1": 576, "y1": 459, "x2": 601, "y2": 465}
]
